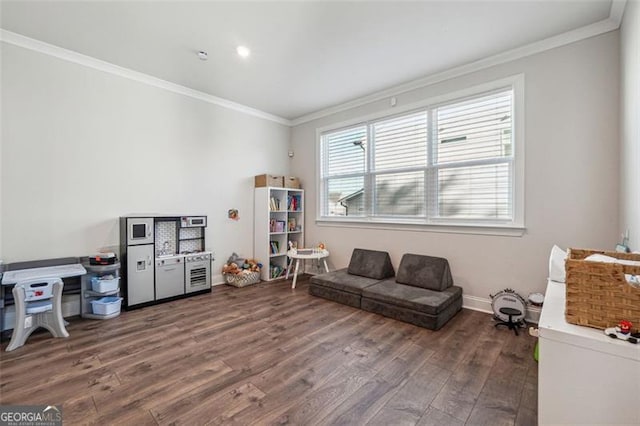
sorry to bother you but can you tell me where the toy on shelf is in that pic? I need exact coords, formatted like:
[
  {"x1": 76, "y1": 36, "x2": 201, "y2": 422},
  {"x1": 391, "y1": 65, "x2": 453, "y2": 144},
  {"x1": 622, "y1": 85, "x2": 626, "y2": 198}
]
[{"x1": 604, "y1": 320, "x2": 639, "y2": 344}]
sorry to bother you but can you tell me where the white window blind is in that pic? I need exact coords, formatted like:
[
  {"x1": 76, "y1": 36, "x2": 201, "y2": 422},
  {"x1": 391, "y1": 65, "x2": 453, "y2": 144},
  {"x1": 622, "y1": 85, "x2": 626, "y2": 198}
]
[
  {"x1": 319, "y1": 83, "x2": 519, "y2": 228},
  {"x1": 372, "y1": 111, "x2": 427, "y2": 217},
  {"x1": 434, "y1": 90, "x2": 513, "y2": 221},
  {"x1": 321, "y1": 125, "x2": 367, "y2": 217}
]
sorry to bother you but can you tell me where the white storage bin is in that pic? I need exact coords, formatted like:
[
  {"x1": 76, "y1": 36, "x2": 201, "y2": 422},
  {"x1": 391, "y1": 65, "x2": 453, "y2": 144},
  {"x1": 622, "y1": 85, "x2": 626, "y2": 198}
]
[
  {"x1": 91, "y1": 276, "x2": 120, "y2": 293},
  {"x1": 91, "y1": 297, "x2": 122, "y2": 316}
]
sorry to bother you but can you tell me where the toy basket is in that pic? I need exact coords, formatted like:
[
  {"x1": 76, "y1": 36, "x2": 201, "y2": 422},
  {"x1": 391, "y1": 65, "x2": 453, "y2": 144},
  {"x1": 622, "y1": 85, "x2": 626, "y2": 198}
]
[
  {"x1": 224, "y1": 271, "x2": 261, "y2": 288},
  {"x1": 565, "y1": 248, "x2": 640, "y2": 330},
  {"x1": 91, "y1": 276, "x2": 120, "y2": 293},
  {"x1": 91, "y1": 296, "x2": 123, "y2": 316}
]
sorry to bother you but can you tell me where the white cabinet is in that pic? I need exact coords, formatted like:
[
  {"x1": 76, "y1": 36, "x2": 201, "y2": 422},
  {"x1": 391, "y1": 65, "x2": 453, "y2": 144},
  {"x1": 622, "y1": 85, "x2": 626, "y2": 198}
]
[
  {"x1": 254, "y1": 187, "x2": 304, "y2": 281},
  {"x1": 538, "y1": 280, "x2": 640, "y2": 425}
]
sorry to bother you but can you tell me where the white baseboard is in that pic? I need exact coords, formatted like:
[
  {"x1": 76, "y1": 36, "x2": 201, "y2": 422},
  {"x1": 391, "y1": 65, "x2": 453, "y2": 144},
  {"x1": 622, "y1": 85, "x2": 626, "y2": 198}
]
[
  {"x1": 212, "y1": 274, "x2": 225, "y2": 286},
  {"x1": 463, "y1": 295, "x2": 540, "y2": 324}
]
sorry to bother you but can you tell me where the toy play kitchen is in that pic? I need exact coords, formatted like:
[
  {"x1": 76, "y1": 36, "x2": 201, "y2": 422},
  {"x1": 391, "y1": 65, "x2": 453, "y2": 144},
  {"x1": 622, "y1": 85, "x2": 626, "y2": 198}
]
[{"x1": 120, "y1": 215, "x2": 212, "y2": 309}]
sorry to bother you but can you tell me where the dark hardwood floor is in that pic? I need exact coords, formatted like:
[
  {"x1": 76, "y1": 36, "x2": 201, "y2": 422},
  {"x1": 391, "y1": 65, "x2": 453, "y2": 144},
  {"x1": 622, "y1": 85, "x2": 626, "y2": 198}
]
[{"x1": 0, "y1": 277, "x2": 538, "y2": 425}]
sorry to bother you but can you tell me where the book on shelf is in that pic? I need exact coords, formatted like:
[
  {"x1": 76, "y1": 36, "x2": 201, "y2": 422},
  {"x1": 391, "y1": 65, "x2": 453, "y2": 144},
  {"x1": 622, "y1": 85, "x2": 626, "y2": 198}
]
[
  {"x1": 269, "y1": 219, "x2": 286, "y2": 233},
  {"x1": 270, "y1": 240, "x2": 280, "y2": 254},
  {"x1": 270, "y1": 265, "x2": 285, "y2": 279},
  {"x1": 269, "y1": 197, "x2": 281, "y2": 211},
  {"x1": 287, "y1": 195, "x2": 302, "y2": 211}
]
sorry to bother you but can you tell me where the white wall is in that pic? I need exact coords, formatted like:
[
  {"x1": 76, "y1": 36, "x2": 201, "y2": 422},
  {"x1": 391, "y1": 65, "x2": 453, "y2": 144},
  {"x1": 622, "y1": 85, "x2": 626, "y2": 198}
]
[
  {"x1": 291, "y1": 32, "x2": 620, "y2": 309},
  {"x1": 1, "y1": 42, "x2": 290, "y2": 281},
  {"x1": 620, "y1": 0, "x2": 640, "y2": 251},
  {"x1": 0, "y1": 43, "x2": 3, "y2": 263}
]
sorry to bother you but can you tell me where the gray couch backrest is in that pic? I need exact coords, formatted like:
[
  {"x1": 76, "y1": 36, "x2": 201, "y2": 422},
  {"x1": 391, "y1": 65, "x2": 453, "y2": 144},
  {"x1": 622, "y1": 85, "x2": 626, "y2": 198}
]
[
  {"x1": 396, "y1": 254, "x2": 453, "y2": 291},
  {"x1": 347, "y1": 248, "x2": 395, "y2": 280}
]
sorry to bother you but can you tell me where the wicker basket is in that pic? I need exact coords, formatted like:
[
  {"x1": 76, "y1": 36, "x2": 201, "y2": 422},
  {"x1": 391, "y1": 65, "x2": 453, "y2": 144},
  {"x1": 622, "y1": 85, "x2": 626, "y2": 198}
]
[
  {"x1": 565, "y1": 248, "x2": 640, "y2": 330},
  {"x1": 224, "y1": 271, "x2": 261, "y2": 288}
]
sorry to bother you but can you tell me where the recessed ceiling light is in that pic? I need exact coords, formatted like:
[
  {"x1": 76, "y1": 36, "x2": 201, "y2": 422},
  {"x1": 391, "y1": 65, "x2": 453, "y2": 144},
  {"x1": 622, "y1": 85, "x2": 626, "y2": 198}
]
[
  {"x1": 197, "y1": 51, "x2": 208, "y2": 61},
  {"x1": 236, "y1": 45, "x2": 250, "y2": 58}
]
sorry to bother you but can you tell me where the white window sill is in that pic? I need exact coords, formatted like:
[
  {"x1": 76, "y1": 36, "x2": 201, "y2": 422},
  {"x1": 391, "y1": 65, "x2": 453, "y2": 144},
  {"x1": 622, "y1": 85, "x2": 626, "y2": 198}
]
[{"x1": 315, "y1": 218, "x2": 526, "y2": 237}]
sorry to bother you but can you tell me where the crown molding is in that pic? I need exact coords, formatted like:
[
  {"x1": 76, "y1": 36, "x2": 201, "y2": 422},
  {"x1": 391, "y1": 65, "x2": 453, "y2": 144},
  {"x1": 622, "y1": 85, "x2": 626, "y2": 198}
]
[
  {"x1": 291, "y1": 13, "x2": 624, "y2": 126},
  {"x1": 0, "y1": 29, "x2": 292, "y2": 126},
  {"x1": 610, "y1": 0, "x2": 628, "y2": 26},
  {"x1": 1, "y1": 0, "x2": 627, "y2": 130}
]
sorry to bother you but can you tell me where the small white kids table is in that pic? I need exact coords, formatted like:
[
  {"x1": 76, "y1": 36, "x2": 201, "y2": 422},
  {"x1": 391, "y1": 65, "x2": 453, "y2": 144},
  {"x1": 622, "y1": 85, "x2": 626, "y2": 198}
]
[{"x1": 285, "y1": 249, "x2": 330, "y2": 289}]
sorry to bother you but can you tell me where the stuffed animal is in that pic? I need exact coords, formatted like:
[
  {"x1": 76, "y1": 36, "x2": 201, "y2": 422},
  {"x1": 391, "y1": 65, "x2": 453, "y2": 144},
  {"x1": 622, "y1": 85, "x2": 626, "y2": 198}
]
[
  {"x1": 244, "y1": 258, "x2": 261, "y2": 272},
  {"x1": 222, "y1": 262, "x2": 241, "y2": 275},
  {"x1": 222, "y1": 257, "x2": 261, "y2": 275}
]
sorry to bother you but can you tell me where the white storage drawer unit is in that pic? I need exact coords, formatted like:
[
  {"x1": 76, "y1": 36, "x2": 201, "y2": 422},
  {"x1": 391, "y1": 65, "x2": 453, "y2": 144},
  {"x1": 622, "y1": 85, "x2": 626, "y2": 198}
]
[
  {"x1": 81, "y1": 261, "x2": 122, "y2": 320},
  {"x1": 538, "y1": 280, "x2": 640, "y2": 425}
]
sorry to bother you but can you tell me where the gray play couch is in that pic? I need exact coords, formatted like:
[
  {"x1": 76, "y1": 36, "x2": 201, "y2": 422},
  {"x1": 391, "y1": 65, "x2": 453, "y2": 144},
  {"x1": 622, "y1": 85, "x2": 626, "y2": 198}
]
[
  {"x1": 309, "y1": 249, "x2": 462, "y2": 330},
  {"x1": 309, "y1": 248, "x2": 395, "y2": 308}
]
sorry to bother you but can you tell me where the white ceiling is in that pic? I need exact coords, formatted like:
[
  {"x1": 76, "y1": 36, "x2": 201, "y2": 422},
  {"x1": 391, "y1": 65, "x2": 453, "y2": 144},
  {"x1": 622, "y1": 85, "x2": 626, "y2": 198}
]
[{"x1": 0, "y1": 1, "x2": 616, "y2": 121}]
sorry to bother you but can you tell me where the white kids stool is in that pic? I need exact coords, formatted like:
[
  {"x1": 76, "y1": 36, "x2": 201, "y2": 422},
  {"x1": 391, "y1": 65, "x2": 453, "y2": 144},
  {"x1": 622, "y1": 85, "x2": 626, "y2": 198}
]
[{"x1": 6, "y1": 277, "x2": 68, "y2": 352}]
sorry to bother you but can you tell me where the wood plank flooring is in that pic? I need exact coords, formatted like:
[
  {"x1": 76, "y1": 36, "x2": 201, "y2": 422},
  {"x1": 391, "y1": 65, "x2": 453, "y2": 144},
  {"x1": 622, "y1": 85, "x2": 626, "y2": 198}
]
[{"x1": 0, "y1": 277, "x2": 538, "y2": 425}]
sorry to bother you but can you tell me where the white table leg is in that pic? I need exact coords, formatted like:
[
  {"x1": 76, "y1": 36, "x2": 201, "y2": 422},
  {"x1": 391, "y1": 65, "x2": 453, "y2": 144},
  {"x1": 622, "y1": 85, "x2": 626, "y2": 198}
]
[
  {"x1": 323, "y1": 258, "x2": 329, "y2": 273},
  {"x1": 285, "y1": 258, "x2": 292, "y2": 279},
  {"x1": 292, "y1": 259, "x2": 300, "y2": 289}
]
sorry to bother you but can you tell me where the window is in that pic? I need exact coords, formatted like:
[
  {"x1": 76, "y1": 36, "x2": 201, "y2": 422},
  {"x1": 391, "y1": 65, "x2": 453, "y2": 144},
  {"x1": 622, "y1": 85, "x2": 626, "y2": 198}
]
[{"x1": 319, "y1": 78, "x2": 523, "y2": 230}]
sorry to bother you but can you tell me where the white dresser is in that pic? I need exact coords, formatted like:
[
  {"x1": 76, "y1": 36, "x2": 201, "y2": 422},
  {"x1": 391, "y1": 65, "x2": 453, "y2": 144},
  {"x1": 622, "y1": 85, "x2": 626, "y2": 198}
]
[{"x1": 538, "y1": 280, "x2": 640, "y2": 425}]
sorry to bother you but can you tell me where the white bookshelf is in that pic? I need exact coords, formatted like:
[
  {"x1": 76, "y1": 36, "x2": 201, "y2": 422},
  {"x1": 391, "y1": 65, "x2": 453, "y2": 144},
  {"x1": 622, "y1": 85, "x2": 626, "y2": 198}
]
[{"x1": 254, "y1": 187, "x2": 304, "y2": 281}]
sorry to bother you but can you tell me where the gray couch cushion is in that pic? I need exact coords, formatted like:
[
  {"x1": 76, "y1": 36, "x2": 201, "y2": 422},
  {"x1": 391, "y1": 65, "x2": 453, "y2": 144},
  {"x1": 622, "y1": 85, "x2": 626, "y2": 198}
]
[
  {"x1": 361, "y1": 296, "x2": 462, "y2": 330},
  {"x1": 309, "y1": 283, "x2": 362, "y2": 308},
  {"x1": 395, "y1": 253, "x2": 453, "y2": 291},
  {"x1": 347, "y1": 248, "x2": 395, "y2": 280},
  {"x1": 310, "y1": 268, "x2": 381, "y2": 295},
  {"x1": 362, "y1": 279, "x2": 462, "y2": 315}
]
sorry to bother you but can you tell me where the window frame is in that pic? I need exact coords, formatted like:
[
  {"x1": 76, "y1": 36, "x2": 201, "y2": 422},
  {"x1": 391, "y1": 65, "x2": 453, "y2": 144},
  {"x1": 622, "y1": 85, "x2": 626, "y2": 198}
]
[{"x1": 315, "y1": 75, "x2": 525, "y2": 236}]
